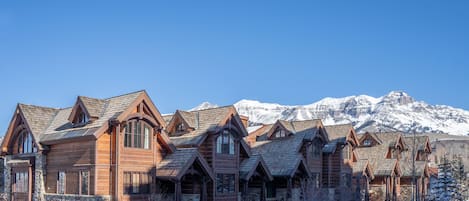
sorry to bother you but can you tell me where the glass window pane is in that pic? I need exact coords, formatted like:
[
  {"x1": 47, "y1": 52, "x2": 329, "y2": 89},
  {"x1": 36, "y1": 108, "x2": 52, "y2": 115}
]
[
  {"x1": 80, "y1": 171, "x2": 89, "y2": 195},
  {"x1": 144, "y1": 126, "x2": 150, "y2": 149}
]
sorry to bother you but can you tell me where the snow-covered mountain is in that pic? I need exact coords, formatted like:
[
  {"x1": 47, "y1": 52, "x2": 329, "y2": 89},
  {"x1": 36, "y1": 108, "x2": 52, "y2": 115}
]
[{"x1": 190, "y1": 91, "x2": 469, "y2": 136}]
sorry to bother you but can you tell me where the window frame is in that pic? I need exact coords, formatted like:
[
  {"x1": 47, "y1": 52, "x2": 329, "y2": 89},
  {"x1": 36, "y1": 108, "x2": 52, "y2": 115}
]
[
  {"x1": 123, "y1": 120, "x2": 152, "y2": 150},
  {"x1": 216, "y1": 173, "x2": 236, "y2": 194},
  {"x1": 363, "y1": 139, "x2": 372, "y2": 146},
  {"x1": 13, "y1": 171, "x2": 28, "y2": 193},
  {"x1": 57, "y1": 171, "x2": 66, "y2": 194},
  {"x1": 17, "y1": 130, "x2": 37, "y2": 154},
  {"x1": 124, "y1": 172, "x2": 152, "y2": 195},
  {"x1": 216, "y1": 130, "x2": 235, "y2": 155},
  {"x1": 79, "y1": 170, "x2": 89, "y2": 195},
  {"x1": 273, "y1": 128, "x2": 286, "y2": 138}
]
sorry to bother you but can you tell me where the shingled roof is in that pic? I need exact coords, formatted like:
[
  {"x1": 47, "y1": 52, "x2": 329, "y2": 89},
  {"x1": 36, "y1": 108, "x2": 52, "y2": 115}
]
[
  {"x1": 77, "y1": 96, "x2": 107, "y2": 118},
  {"x1": 167, "y1": 106, "x2": 244, "y2": 147},
  {"x1": 2, "y1": 90, "x2": 174, "y2": 153},
  {"x1": 40, "y1": 91, "x2": 144, "y2": 143},
  {"x1": 400, "y1": 161, "x2": 428, "y2": 177},
  {"x1": 249, "y1": 119, "x2": 324, "y2": 142},
  {"x1": 325, "y1": 124, "x2": 359, "y2": 146},
  {"x1": 356, "y1": 132, "x2": 403, "y2": 176},
  {"x1": 352, "y1": 159, "x2": 374, "y2": 179},
  {"x1": 239, "y1": 154, "x2": 273, "y2": 181},
  {"x1": 156, "y1": 148, "x2": 214, "y2": 181},
  {"x1": 251, "y1": 133, "x2": 311, "y2": 177}
]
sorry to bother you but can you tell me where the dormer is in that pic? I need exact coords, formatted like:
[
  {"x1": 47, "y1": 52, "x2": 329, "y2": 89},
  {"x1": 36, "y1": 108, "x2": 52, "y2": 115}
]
[
  {"x1": 386, "y1": 135, "x2": 405, "y2": 159},
  {"x1": 68, "y1": 96, "x2": 105, "y2": 126},
  {"x1": 358, "y1": 132, "x2": 382, "y2": 147},
  {"x1": 266, "y1": 120, "x2": 293, "y2": 139},
  {"x1": 166, "y1": 110, "x2": 196, "y2": 136}
]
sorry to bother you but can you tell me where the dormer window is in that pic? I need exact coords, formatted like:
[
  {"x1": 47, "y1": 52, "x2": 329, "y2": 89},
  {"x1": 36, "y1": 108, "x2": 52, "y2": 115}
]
[
  {"x1": 216, "y1": 130, "x2": 234, "y2": 155},
  {"x1": 274, "y1": 129, "x2": 286, "y2": 138},
  {"x1": 17, "y1": 130, "x2": 36, "y2": 154},
  {"x1": 176, "y1": 123, "x2": 186, "y2": 133},
  {"x1": 76, "y1": 111, "x2": 89, "y2": 124},
  {"x1": 363, "y1": 139, "x2": 372, "y2": 146},
  {"x1": 72, "y1": 107, "x2": 89, "y2": 125}
]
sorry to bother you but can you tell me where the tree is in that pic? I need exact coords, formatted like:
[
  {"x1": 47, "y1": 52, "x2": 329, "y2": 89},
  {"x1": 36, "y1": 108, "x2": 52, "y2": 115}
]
[{"x1": 427, "y1": 155, "x2": 464, "y2": 201}]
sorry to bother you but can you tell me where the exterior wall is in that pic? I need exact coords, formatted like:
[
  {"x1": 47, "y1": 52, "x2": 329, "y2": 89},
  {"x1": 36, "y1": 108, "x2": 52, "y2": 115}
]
[
  {"x1": 95, "y1": 132, "x2": 112, "y2": 196},
  {"x1": 116, "y1": 125, "x2": 159, "y2": 201},
  {"x1": 197, "y1": 129, "x2": 242, "y2": 201},
  {"x1": 45, "y1": 139, "x2": 96, "y2": 195},
  {"x1": 211, "y1": 133, "x2": 240, "y2": 201}
]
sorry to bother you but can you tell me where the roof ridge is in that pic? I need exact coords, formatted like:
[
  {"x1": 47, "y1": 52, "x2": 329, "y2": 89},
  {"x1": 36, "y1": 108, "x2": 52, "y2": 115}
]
[
  {"x1": 104, "y1": 90, "x2": 146, "y2": 100},
  {"x1": 18, "y1": 103, "x2": 60, "y2": 110},
  {"x1": 188, "y1": 105, "x2": 234, "y2": 112}
]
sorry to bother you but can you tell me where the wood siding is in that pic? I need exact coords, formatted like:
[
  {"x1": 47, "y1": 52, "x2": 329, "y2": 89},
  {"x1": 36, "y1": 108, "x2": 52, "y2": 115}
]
[{"x1": 45, "y1": 139, "x2": 96, "y2": 194}]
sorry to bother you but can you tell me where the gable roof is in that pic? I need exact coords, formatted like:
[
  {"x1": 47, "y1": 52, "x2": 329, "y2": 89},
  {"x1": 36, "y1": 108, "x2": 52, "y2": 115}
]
[
  {"x1": 373, "y1": 132, "x2": 405, "y2": 148},
  {"x1": 325, "y1": 124, "x2": 359, "y2": 146},
  {"x1": 2, "y1": 90, "x2": 175, "y2": 153},
  {"x1": 40, "y1": 91, "x2": 145, "y2": 143},
  {"x1": 358, "y1": 132, "x2": 383, "y2": 145},
  {"x1": 251, "y1": 133, "x2": 311, "y2": 177},
  {"x1": 239, "y1": 154, "x2": 274, "y2": 181},
  {"x1": 356, "y1": 145, "x2": 401, "y2": 176},
  {"x1": 402, "y1": 136, "x2": 431, "y2": 152},
  {"x1": 352, "y1": 159, "x2": 375, "y2": 180},
  {"x1": 400, "y1": 161, "x2": 428, "y2": 177},
  {"x1": 266, "y1": 119, "x2": 323, "y2": 139},
  {"x1": 156, "y1": 148, "x2": 214, "y2": 181},
  {"x1": 168, "y1": 106, "x2": 248, "y2": 148}
]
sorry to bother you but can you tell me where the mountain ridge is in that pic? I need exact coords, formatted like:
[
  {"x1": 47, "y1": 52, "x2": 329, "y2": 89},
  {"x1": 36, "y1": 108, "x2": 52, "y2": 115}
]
[{"x1": 190, "y1": 91, "x2": 469, "y2": 136}]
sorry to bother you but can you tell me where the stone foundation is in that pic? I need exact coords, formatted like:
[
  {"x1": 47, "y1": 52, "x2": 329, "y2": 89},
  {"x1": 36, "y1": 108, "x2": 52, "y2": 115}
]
[{"x1": 44, "y1": 194, "x2": 111, "y2": 201}]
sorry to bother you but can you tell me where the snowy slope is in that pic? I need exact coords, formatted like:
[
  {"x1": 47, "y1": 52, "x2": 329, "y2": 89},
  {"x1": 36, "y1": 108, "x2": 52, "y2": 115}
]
[{"x1": 191, "y1": 91, "x2": 469, "y2": 136}]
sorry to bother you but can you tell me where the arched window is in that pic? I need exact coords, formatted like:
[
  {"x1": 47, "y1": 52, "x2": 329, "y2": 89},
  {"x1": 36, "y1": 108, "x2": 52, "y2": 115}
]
[
  {"x1": 17, "y1": 130, "x2": 36, "y2": 154},
  {"x1": 216, "y1": 130, "x2": 234, "y2": 155},
  {"x1": 124, "y1": 120, "x2": 152, "y2": 149}
]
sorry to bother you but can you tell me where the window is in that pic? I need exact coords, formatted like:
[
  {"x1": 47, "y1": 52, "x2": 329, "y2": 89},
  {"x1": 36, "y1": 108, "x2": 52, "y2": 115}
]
[
  {"x1": 17, "y1": 130, "x2": 36, "y2": 154},
  {"x1": 14, "y1": 172, "x2": 28, "y2": 193},
  {"x1": 312, "y1": 140, "x2": 321, "y2": 158},
  {"x1": 57, "y1": 171, "x2": 66, "y2": 194},
  {"x1": 266, "y1": 182, "x2": 276, "y2": 198},
  {"x1": 124, "y1": 120, "x2": 152, "y2": 149},
  {"x1": 176, "y1": 123, "x2": 185, "y2": 132},
  {"x1": 216, "y1": 130, "x2": 234, "y2": 155},
  {"x1": 76, "y1": 111, "x2": 89, "y2": 124},
  {"x1": 216, "y1": 174, "x2": 235, "y2": 193},
  {"x1": 80, "y1": 171, "x2": 89, "y2": 195},
  {"x1": 124, "y1": 172, "x2": 151, "y2": 194},
  {"x1": 274, "y1": 128, "x2": 286, "y2": 138},
  {"x1": 312, "y1": 173, "x2": 320, "y2": 188},
  {"x1": 342, "y1": 173, "x2": 351, "y2": 187},
  {"x1": 363, "y1": 139, "x2": 372, "y2": 146}
]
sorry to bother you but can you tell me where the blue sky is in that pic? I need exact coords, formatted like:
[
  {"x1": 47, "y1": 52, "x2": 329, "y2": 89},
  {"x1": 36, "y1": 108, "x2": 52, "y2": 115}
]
[{"x1": 0, "y1": 1, "x2": 468, "y2": 134}]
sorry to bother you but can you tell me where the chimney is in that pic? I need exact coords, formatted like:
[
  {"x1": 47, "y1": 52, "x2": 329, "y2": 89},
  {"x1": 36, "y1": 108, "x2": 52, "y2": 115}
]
[{"x1": 240, "y1": 115, "x2": 249, "y2": 128}]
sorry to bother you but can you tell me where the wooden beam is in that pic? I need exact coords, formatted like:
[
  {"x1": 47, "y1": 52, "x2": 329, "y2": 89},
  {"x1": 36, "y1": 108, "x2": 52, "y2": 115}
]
[
  {"x1": 287, "y1": 177, "x2": 292, "y2": 200},
  {"x1": 175, "y1": 180, "x2": 182, "y2": 201}
]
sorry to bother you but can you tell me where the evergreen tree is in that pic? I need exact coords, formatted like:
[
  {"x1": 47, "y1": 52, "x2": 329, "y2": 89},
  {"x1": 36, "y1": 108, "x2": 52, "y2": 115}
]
[{"x1": 428, "y1": 156, "x2": 464, "y2": 201}]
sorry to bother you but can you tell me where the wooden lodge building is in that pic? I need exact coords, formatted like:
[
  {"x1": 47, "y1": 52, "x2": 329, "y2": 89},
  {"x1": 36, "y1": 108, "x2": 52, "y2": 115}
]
[{"x1": 0, "y1": 90, "x2": 432, "y2": 201}]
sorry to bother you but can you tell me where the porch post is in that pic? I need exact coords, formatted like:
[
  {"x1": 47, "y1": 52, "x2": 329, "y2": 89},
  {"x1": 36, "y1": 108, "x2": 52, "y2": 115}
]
[
  {"x1": 261, "y1": 179, "x2": 267, "y2": 201},
  {"x1": 287, "y1": 177, "x2": 292, "y2": 201},
  {"x1": 175, "y1": 180, "x2": 182, "y2": 201},
  {"x1": 241, "y1": 180, "x2": 248, "y2": 201},
  {"x1": 201, "y1": 176, "x2": 207, "y2": 201}
]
